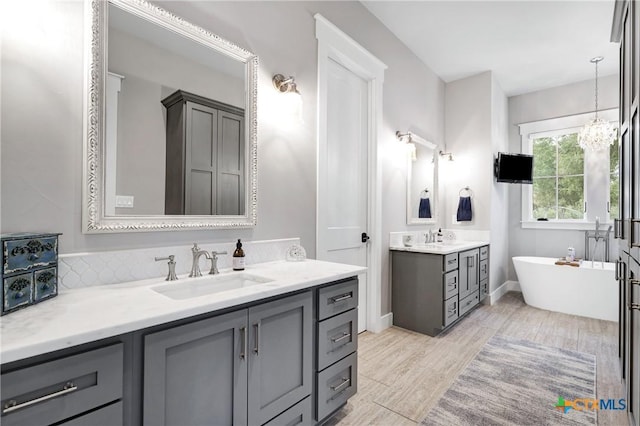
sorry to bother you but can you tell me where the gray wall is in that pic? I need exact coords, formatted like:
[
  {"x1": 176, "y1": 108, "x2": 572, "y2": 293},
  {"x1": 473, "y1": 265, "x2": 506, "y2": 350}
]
[
  {"x1": 444, "y1": 72, "x2": 493, "y2": 231},
  {"x1": 490, "y1": 74, "x2": 510, "y2": 292},
  {"x1": 0, "y1": 1, "x2": 445, "y2": 316},
  {"x1": 443, "y1": 71, "x2": 510, "y2": 292},
  {"x1": 507, "y1": 74, "x2": 619, "y2": 280}
]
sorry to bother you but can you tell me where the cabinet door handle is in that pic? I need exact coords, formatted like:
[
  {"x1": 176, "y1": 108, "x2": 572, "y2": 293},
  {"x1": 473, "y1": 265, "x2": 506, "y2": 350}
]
[
  {"x1": 331, "y1": 332, "x2": 352, "y2": 343},
  {"x1": 330, "y1": 377, "x2": 351, "y2": 393},
  {"x1": 614, "y1": 219, "x2": 622, "y2": 239},
  {"x1": 467, "y1": 256, "x2": 474, "y2": 268},
  {"x1": 240, "y1": 326, "x2": 247, "y2": 360},
  {"x1": 628, "y1": 304, "x2": 640, "y2": 311},
  {"x1": 330, "y1": 293, "x2": 352, "y2": 303},
  {"x1": 615, "y1": 260, "x2": 621, "y2": 280},
  {"x1": 631, "y1": 219, "x2": 640, "y2": 247},
  {"x1": 3, "y1": 382, "x2": 78, "y2": 414},
  {"x1": 253, "y1": 323, "x2": 260, "y2": 355}
]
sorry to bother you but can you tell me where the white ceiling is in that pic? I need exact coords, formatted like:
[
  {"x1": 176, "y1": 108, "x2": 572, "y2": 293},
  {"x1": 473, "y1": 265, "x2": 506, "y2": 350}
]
[{"x1": 361, "y1": 1, "x2": 619, "y2": 96}]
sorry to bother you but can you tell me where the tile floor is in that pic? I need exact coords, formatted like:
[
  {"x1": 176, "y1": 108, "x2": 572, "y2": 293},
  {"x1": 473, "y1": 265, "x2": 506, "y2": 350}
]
[{"x1": 330, "y1": 292, "x2": 627, "y2": 425}]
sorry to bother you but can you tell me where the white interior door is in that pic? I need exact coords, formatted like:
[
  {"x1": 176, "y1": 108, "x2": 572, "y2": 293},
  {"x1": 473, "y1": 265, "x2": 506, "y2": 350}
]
[{"x1": 318, "y1": 58, "x2": 369, "y2": 333}]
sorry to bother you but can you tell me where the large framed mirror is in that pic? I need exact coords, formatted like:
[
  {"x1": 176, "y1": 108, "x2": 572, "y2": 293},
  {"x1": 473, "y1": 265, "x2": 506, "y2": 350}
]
[
  {"x1": 83, "y1": 0, "x2": 258, "y2": 233},
  {"x1": 405, "y1": 134, "x2": 438, "y2": 225}
]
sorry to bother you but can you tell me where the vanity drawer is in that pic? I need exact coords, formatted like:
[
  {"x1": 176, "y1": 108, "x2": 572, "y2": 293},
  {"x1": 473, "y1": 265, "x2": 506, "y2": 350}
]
[
  {"x1": 444, "y1": 253, "x2": 458, "y2": 272},
  {"x1": 479, "y1": 245, "x2": 489, "y2": 261},
  {"x1": 479, "y1": 259, "x2": 488, "y2": 281},
  {"x1": 443, "y1": 296, "x2": 458, "y2": 327},
  {"x1": 1, "y1": 343, "x2": 123, "y2": 426},
  {"x1": 480, "y1": 279, "x2": 488, "y2": 301},
  {"x1": 3, "y1": 236, "x2": 58, "y2": 274},
  {"x1": 318, "y1": 309, "x2": 358, "y2": 371},
  {"x1": 443, "y1": 270, "x2": 459, "y2": 299},
  {"x1": 61, "y1": 401, "x2": 123, "y2": 425},
  {"x1": 459, "y1": 291, "x2": 479, "y2": 316},
  {"x1": 318, "y1": 279, "x2": 358, "y2": 320},
  {"x1": 316, "y1": 352, "x2": 357, "y2": 421},
  {"x1": 263, "y1": 396, "x2": 311, "y2": 426}
]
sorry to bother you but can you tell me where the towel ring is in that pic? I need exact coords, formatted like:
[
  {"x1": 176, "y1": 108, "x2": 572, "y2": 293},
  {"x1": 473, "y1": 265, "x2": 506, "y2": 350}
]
[{"x1": 459, "y1": 186, "x2": 473, "y2": 197}]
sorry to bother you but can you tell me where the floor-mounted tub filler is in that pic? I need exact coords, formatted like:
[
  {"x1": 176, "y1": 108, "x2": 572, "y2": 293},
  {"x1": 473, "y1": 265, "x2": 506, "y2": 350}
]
[{"x1": 512, "y1": 256, "x2": 618, "y2": 322}]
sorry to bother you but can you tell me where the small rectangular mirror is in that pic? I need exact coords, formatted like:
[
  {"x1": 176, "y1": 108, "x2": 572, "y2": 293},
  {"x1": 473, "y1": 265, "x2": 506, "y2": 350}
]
[{"x1": 406, "y1": 134, "x2": 438, "y2": 225}]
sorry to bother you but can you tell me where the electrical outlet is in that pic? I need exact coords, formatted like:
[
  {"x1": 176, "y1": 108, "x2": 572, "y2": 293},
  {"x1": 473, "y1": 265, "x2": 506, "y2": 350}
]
[{"x1": 115, "y1": 195, "x2": 134, "y2": 208}]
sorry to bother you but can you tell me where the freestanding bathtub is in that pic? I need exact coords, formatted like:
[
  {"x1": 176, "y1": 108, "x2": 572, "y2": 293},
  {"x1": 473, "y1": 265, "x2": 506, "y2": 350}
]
[{"x1": 512, "y1": 256, "x2": 618, "y2": 322}]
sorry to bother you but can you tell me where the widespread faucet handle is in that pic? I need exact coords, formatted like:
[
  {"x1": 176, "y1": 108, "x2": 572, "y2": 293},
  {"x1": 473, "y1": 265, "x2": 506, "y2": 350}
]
[
  {"x1": 155, "y1": 255, "x2": 178, "y2": 281},
  {"x1": 209, "y1": 251, "x2": 228, "y2": 275}
]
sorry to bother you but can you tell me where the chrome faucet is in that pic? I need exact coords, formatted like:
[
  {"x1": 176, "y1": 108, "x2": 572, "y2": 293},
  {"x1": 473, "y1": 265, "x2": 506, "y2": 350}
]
[
  {"x1": 189, "y1": 243, "x2": 211, "y2": 277},
  {"x1": 208, "y1": 251, "x2": 228, "y2": 275},
  {"x1": 155, "y1": 255, "x2": 178, "y2": 281},
  {"x1": 425, "y1": 229, "x2": 436, "y2": 244}
]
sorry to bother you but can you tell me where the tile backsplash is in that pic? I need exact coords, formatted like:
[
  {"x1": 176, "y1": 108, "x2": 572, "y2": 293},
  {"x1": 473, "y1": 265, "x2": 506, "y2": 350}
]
[
  {"x1": 58, "y1": 238, "x2": 301, "y2": 290},
  {"x1": 389, "y1": 230, "x2": 490, "y2": 247}
]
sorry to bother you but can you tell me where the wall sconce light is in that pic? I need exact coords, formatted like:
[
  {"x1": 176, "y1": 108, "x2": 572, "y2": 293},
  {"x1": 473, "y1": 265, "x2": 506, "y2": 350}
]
[
  {"x1": 396, "y1": 131, "x2": 417, "y2": 161},
  {"x1": 439, "y1": 150, "x2": 454, "y2": 161},
  {"x1": 273, "y1": 74, "x2": 303, "y2": 123}
]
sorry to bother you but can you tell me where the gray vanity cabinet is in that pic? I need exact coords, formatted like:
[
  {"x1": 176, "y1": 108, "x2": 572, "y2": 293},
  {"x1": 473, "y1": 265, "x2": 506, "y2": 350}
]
[
  {"x1": 392, "y1": 245, "x2": 489, "y2": 337},
  {"x1": 247, "y1": 291, "x2": 312, "y2": 425},
  {"x1": 142, "y1": 291, "x2": 312, "y2": 426},
  {"x1": 143, "y1": 310, "x2": 248, "y2": 426}
]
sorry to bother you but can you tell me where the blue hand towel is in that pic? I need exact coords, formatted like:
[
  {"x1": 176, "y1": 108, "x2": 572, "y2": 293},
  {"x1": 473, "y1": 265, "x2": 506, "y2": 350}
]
[
  {"x1": 456, "y1": 196, "x2": 472, "y2": 221},
  {"x1": 419, "y1": 197, "x2": 431, "y2": 218}
]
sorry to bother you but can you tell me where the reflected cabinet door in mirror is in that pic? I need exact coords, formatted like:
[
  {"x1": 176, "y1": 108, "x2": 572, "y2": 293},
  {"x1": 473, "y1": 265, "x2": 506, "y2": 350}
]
[{"x1": 83, "y1": 0, "x2": 258, "y2": 233}]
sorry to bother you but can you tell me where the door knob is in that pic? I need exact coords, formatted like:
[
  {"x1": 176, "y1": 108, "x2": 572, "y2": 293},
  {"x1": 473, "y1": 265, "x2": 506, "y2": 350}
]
[{"x1": 361, "y1": 232, "x2": 370, "y2": 243}]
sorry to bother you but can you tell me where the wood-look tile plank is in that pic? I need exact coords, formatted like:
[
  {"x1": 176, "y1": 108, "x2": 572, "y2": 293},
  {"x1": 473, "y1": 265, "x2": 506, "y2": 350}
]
[{"x1": 337, "y1": 292, "x2": 626, "y2": 426}]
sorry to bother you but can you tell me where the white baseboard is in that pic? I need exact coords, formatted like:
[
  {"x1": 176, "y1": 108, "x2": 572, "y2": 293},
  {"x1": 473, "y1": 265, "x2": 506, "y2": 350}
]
[
  {"x1": 486, "y1": 280, "x2": 521, "y2": 305},
  {"x1": 371, "y1": 312, "x2": 393, "y2": 332}
]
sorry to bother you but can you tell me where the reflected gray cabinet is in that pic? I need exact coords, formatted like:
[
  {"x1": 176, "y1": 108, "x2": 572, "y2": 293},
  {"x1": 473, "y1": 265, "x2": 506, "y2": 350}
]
[
  {"x1": 143, "y1": 291, "x2": 312, "y2": 426},
  {"x1": 162, "y1": 90, "x2": 245, "y2": 215},
  {"x1": 391, "y1": 245, "x2": 489, "y2": 337}
]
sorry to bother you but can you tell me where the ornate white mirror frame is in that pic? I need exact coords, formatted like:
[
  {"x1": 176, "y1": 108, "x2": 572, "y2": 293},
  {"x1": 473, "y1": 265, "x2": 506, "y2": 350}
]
[
  {"x1": 405, "y1": 133, "x2": 438, "y2": 225},
  {"x1": 82, "y1": 0, "x2": 258, "y2": 233}
]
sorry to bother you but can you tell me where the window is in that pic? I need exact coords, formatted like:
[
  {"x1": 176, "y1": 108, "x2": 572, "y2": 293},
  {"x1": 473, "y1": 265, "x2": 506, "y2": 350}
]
[
  {"x1": 532, "y1": 132, "x2": 584, "y2": 220},
  {"x1": 519, "y1": 109, "x2": 618, "y2": 229}
]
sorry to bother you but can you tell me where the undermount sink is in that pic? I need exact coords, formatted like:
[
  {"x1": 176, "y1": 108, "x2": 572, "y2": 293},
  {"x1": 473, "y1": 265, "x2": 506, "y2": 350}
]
[{"x1": 152, "y1": 273, "x2": 273, "y2": 300}]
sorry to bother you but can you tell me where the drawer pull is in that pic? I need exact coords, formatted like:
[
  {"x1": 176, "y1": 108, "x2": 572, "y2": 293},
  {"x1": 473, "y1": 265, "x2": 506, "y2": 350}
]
[
  {"x1": 447, "y1": 282, "x2": 457, "y2": 288},
  {"x1": 3, "y1": 382, "x2": 78, "y2": 414},
  {"x1": 240, "y1": 326, "x2": 247, "y2": 360},
  {"x1": 614, "y1": 218, "x2": 622, "y2": 239},
  {"x1": 330, "y1": 293, "x2": 352, "y2": 303},
  {"x1": 331, "y1": 332, "x2": 352, "y2": 343},
  {"x1": 629, "y1": 304, "x2": 640, "y2": 311},
  {"x1": 330, "y1": 377, "x2": 351, "y2": 394},
  {"x1": 447, "y1": 259, "x2": 456, "y2": 265},
  {"x1": 253, "y1": 323, "x2": 260, "y2": 355},
  {"x1": 632, "y1": 219, "x2": 640, "y2": 248}
]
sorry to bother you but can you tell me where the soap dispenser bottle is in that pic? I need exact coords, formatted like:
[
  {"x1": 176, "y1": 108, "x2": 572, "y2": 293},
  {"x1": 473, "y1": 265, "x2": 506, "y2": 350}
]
[
  {"x1": 437, "y1": 228, "x2": 443, "y2": 243},
  {"x1": 233, "y1": 239, "x2": 245, "y2": 271}
]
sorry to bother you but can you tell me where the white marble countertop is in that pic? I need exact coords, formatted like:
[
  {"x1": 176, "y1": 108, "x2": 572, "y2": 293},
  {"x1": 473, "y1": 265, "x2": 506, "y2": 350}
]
[
  {"x1": 0, "y1": 260, "x2": 365, "y2": 364},
  {"x1": 389, "y1": 241, "x2": 489, "y2": 255}
]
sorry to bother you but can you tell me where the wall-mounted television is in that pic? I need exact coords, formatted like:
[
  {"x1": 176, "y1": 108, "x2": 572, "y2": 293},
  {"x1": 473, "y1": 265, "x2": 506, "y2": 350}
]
[{"x1": 494, "y1": 152, "x2": 533, "y2": 184}]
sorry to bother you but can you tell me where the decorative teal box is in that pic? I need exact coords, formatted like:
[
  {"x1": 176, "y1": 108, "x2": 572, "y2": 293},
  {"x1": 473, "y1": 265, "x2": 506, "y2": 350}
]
[{"x1": 1, "y1": 233, "x2": 62, "y2": 315}]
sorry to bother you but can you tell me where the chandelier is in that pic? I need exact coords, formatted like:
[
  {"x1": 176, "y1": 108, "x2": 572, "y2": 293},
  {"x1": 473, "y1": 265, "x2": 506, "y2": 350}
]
[{"x1": 578, "y1": 57, "x2": 617, "y2": 151}]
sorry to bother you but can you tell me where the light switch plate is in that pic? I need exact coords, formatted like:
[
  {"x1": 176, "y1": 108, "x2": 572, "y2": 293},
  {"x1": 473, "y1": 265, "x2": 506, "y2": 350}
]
[{"x1": 115, "y1": 195, "x2": 134, "y2": 208}]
